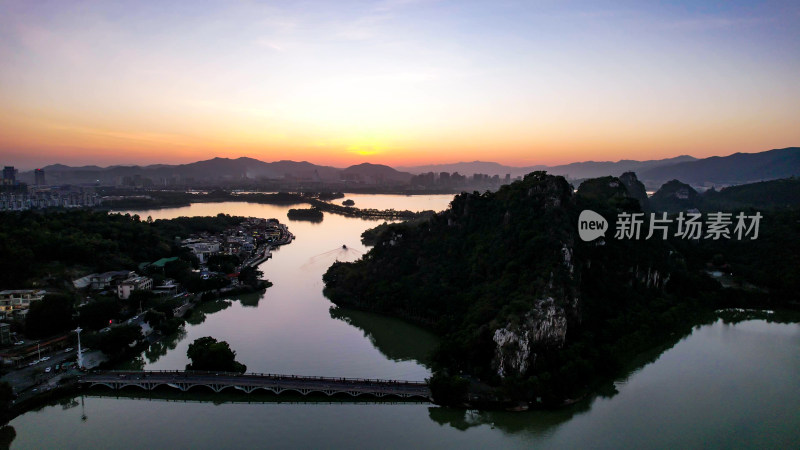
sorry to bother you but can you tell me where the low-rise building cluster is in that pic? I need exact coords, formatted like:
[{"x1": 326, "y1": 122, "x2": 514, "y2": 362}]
[
  {"x1": 181, "y1": 240, "x2": 221, "y2": 264},
  {"x1": 182, "y1": 218, "x2": 287, "y2": 263},
  {"x1": 0, "y1": 289, "x2": 46, "y2": 320},
  {"x1": 72, "y1": 270, "x2": 154, "y2": 300}
]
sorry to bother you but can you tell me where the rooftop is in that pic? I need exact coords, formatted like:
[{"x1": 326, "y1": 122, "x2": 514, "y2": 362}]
[
  {"x1": 150, "y1": 256, "x2": 180, "y2": 268},
  {"x1": 0, "y1": 289, "x2": 46, "y2": 295}
]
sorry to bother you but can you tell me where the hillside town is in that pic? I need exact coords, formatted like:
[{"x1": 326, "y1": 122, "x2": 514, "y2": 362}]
[{"x1": 0, "y1": 216, "x2": 292, "y2": 402}]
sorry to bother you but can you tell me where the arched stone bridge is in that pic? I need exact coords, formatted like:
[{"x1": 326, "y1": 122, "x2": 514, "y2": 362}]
[{"x1": 79, "y1": 370, "x2": 432, "y2": 401}]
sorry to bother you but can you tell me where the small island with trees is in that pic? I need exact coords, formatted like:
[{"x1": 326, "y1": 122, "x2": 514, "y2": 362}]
[
  {"x1": 287, "y1": 207, "x2": 324, "y2": 221},
  {"x1": 186, "y1": 336, "x2": 247, "y2": 373}
]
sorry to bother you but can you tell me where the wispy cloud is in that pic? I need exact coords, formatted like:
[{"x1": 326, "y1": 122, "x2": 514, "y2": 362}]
[
  {"x1": 46, "y1": 122, "x2": 192, "y2": 147},
  {"x1": 663, "y1": 15, "x2": 774, "y2": 32}
]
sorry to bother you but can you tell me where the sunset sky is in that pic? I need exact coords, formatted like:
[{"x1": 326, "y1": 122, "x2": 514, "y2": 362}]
[{"x1": 1, "y1": 0, "x2": 798, "y2": 170}]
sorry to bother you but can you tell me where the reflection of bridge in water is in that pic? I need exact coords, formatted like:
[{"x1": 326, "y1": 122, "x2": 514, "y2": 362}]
[
  {"x1": 80, "y1": 370, "x2": 432, "y2": 401},
  {"x1": 83, "y1": 392, "x2": 429, "y2": 406}
]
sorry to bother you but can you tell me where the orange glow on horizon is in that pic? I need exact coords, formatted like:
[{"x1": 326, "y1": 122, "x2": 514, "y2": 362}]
[
  {"x1": 1, "y1": 2, "x2": 798, "y2": 170},
  {"x1": 1, "y1": 108, "x2": 795, "y2": 169}
]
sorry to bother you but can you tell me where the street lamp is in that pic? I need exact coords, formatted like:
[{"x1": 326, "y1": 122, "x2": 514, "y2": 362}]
[{"x1": 75, "y1": 327, "x2": 84, "y2": 369}]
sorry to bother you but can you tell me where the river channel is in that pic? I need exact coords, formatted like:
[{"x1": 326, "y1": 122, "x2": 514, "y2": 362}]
[{"x1": 8, "y1": 197, "x2": 800, "y2": 448}]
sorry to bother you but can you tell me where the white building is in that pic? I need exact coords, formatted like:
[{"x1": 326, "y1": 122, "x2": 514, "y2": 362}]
[
  {"x1": 183, "y1": 241, "x2": 221, "y2": 263},
  {"x1": 117, "y1": 276, "x2": 153, "y2": 300}
]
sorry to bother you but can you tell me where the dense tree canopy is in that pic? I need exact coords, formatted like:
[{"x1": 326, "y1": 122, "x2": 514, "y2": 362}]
[
  {"x1": 324, "y1": 172, "x2": 799, "y2": 405},
  {"x1": 0, "y1": 210, "x2": 171, "y2": 287},
  {"x1": 25, "y1": 294, "x2": 76, "y2": 338},
  {"x1": 186, "y1": 336, "x2": 247, "y2": 373},
  {"x1": 78, "y1": 298, "x2": 120, "y2": 331},
  {"x1": 84, "y1": 324, "x2": 143, "y2": 357},
  {"x1": 0, "y1": 211, "x2": 254, "y2": 289},
  {"x1": 238, "y1": 266, "x2": 264, "y2": 287}
]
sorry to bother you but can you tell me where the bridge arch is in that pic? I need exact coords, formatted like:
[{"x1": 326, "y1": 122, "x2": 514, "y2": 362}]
[{"x1": 80, "y1": 371, "x2": 431, "y2": 402}]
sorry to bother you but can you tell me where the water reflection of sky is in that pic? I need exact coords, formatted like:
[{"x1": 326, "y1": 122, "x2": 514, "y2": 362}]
[
  {"x1": 332, "y1": 193, "x2": 455, "y2": 212},
  {"x1": 10, "y1": 319, "x2": 800, "y2": 449},
  {"x1": 117, "y1": 199, "x2": 444, "y2": 381}
]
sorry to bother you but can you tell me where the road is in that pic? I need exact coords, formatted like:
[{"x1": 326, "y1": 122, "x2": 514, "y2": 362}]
[{"x1": 1, "y1": 347, "x2": 81, "y2": 398}]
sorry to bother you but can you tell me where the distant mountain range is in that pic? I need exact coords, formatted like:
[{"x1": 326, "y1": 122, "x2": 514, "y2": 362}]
[
  {"x1": 19, "y1": 158, "x2": 411, "y2": 186},
  {"x1": 639, "y1": 147, "x2": 800, "y2": 186},
  {"x1": 397, "y1": 156, "x2": 697, "y2": 179},
  {"x1": 400, "y1": 148, "x2": 799, "y2": 188},
  {"x1": 14, "y1": 147, "x2": 799, "y2": 188}
]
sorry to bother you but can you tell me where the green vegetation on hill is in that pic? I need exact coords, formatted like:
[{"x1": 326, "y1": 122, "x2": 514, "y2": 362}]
[
  {"x1": 701, "y1": 177, "x2": 800, "y2": 210},
  {"x1": 648, "y1": 179, "x2": 699, "y2": 212},
  {"x1": 619, "y1": 172, "x2": 650, "y2": 211},
  {"x1": 0, "y1": 210, "x2": 265, "y2": 289},
  {"x1": 360, "y1": 222, "x2": 392, "y2": 246},
  {"x1": 0, "y1": 210, "x2": 276, "y2": 345},
  {"x1": 647, "y1": 177, "x2": 800, "y2": 213},
  {"x1": 671, "y1": 208, "x2": 800, "y2": 302},
  {"x1": 324, "y1": 172, "x2": 799, "y2": 407},
  {"x1": 149, "y1": 213, "x2": 246, "y2": 238},
  {"x1": 0, "y1": 210, "x2": 172, "y2": 287}
]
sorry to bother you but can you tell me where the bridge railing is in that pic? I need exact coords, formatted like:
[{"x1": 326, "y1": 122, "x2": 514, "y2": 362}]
[{"x1": 92, "y1": 370, "x2": 429, "y2": 387}]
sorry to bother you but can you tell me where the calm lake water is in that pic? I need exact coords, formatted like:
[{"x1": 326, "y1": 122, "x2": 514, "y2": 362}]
[
  {"x1": 10, "y1": 198, "x2": 800, "y2": 449},
  {"x1": 333, "y1": 193, "x2": 454, "y2": 212}
]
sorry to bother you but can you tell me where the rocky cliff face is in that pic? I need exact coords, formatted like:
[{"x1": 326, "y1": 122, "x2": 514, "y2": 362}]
[
  {"x1": 487, "y1": 173, "x2": 675, "y2": 379},
  {"x1": 489, "y1": 176, "x2": 581, "y2": 379},
  {"x1": 489, "y1": 239, "x2": 583, "y2": 379},
  {"x1": 492, "y1": 297, "x2": 569, "y2": 377}
]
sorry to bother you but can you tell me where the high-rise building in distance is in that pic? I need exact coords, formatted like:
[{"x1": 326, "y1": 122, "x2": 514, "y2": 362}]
[
  {"x1": 34, "y1": 168, "x2": 46, "y2": 186},
  {"x1": 2, "y1": 166, "x2": 16, "y2": 185}
]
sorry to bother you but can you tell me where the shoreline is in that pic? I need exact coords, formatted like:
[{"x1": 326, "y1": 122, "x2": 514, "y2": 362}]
[
  {"x1": 325, "y1": 297, "x2": 799, "y2": 409},
  {"x1": 100, "y1": 195, "x2": 437, "y2": 220},
  {"x1": 3, "y1": 307, "x2": 796, "y2": 423}
]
